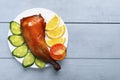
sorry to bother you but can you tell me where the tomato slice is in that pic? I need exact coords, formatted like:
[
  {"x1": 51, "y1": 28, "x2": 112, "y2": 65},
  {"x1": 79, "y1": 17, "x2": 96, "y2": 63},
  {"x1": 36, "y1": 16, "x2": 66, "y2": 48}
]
[{"x1": 50, "y1": 44, "x2": 66, "y2": 61}]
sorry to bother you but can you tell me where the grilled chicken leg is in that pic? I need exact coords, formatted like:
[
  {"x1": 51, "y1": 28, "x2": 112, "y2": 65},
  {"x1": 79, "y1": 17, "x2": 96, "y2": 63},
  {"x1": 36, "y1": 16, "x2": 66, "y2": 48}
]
[{"x1": 20, "y1": 14, "x2": 61, "y2": 71}]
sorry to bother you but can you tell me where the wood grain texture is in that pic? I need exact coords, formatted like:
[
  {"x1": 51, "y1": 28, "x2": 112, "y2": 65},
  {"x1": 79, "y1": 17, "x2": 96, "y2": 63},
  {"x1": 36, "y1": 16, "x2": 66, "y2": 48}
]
[
  {"x1": 0, "y1": 0, "x2": 120, "y2": 80},
  {"x1": 67, "y1": 24, "x2": 120, "y2": 58},
  {"x1": 0, "y1": 23, "x2": 11, "y2": 57},
  {"x1": 0, "y1": 59, "x2": 120, "y2": 80},
  {"x1": 0, "y1": 0, "x2": 120, "y2": 22}
]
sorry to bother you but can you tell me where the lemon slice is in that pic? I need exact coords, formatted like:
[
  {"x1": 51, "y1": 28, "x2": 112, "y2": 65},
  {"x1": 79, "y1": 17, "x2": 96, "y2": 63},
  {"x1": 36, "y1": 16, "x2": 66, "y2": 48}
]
[
  {"x1": 46, "y1": 37, "x2": 66, "y2": 47},
  {"x1": 46, "y1": 25, "x2": 66, "y2": 38},
  {"x1": 46, "y1": 15, "x2": 60, "y2": 31}
]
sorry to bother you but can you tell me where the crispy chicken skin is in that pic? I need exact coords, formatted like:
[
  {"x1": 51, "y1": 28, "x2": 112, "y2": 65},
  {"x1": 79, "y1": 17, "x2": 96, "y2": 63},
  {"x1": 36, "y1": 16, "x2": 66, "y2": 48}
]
[{"x1": 20, "y1": 14, "x2": 61, "y2": 71}]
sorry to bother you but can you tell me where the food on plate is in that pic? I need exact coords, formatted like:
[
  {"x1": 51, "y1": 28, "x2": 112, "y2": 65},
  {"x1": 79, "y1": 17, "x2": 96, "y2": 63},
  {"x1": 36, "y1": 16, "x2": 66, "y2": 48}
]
[
  {"x1": 10, "y1": 21, "x2": 21, "y2": 35},
  {"x1": 50, "y1": 44, "x2": 66, "y2": 61},
  {"x1": 46, "y1": 25, "x2": 66, "y2": 39},
  {"x1": 22, "y1": 52, "x2": 35, "y2": 67},
  {"x1": 8, "y1": 35, "x2": 24, "y2": 47},
  {"x1": 45, "y1": 15, "x2": 60, "y2": 31},
  {"x1": 46, "y1": 37, "x2": 66, "y2": 47},
  {"x1": 35, "y1": 58, "x2": 46, "y2": 69},
  {"x1": 12, "y1": 45, "x2": 28, "y2": 58},
  {"x1": 20, "y1": 14, "x2": 61, "y2": 71}
]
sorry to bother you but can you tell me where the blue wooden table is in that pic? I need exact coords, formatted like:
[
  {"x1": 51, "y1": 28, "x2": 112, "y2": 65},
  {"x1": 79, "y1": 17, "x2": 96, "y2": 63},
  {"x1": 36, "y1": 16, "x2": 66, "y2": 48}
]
[{"x1": 1, "y1": 0, "x2": 120, "y2": 80}]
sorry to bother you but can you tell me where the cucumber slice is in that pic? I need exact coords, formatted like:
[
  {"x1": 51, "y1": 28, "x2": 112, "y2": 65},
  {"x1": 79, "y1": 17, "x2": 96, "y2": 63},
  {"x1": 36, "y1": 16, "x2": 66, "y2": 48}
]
[
  {"x1": 12, "y1": 45, "x2": 28, "y2": 58},
  {"x1": 10, "y1": 21, "x2": 21, "y2": 35},
  {"x1": 22, "y1": 52, "x2": 35, "y2": 68},
  {"x1": 8, "y1": 35, "x2": 24, "y2": 47},
  {"x1": 35, "y1": 58, "x2": 45, "y2": 69}
]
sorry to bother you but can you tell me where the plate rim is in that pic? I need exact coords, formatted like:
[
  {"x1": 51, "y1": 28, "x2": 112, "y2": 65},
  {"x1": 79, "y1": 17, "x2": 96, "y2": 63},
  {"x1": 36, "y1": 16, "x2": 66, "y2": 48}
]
[{"x1": 8, "y1": 8, "x2": 68, "y2": 68}]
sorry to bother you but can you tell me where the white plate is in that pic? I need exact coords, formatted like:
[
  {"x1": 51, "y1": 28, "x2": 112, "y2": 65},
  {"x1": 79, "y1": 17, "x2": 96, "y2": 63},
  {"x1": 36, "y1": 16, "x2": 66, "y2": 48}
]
[{"x1": 8, "y1": 8, "x2": 68, "y2": 68}]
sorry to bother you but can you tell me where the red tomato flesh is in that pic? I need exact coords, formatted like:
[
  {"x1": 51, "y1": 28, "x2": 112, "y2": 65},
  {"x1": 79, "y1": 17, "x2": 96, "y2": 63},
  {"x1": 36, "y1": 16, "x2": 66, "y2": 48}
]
[{"x1": 50, "y1": 44, "x2": 66, "y2": 61}]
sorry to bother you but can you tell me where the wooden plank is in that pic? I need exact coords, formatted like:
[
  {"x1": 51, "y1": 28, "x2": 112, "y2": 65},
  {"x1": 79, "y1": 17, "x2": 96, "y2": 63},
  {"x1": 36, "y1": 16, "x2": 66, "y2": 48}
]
[
  {"x1": 0, "y1": 23, "x2": 11, "y2": 57},
  {"x1": 1, "y1": 23, "x2": 120, "y2": 58},
  {"x1": 0, "y1": 59, "x2": 120, "y2": 80},
  {"x1": 67, "y1": 24, "x2": 120, "y2": 58},
  {"x1": 0, "y1": 0, "x2": 120, "y2": 22}
]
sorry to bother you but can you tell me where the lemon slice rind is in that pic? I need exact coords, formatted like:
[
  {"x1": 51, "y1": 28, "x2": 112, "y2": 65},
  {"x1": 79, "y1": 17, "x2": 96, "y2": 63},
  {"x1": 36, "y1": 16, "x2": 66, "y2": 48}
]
[
  {"x1": 46, "y1": 25, "x2": 66, "y2": 39},
  {"x1": 46, "y1": 37, "x2": 66, "y2": 47},
  {"x1": 45, "y1": 15, "x2": 60, "y2": 31}
]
